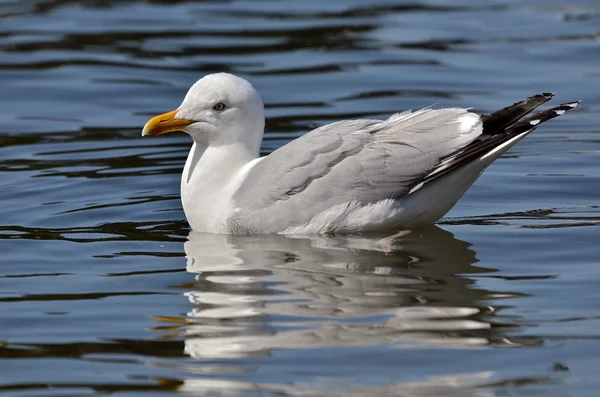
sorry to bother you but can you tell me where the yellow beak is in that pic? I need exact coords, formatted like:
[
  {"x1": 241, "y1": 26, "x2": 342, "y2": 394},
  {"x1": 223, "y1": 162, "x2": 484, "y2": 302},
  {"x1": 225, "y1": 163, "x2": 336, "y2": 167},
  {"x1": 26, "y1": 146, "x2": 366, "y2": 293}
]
[{"x1": 142, "y1": 109, "x2": 196, "y2": 136}]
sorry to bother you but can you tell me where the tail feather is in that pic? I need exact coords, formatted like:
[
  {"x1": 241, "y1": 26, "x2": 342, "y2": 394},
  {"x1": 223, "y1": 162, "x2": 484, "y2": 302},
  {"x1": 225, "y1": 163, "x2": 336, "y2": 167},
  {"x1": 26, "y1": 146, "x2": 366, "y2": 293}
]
[{"x1": 421, "y1": 97, "x2": 580, "y2": 185}]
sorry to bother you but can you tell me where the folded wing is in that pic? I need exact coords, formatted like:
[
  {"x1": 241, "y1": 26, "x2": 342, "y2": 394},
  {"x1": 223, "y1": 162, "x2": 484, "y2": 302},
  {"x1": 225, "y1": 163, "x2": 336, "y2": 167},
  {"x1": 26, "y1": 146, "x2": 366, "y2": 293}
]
[{"x1": 229, "y1": 108, "x2": 482, "y2": 233}]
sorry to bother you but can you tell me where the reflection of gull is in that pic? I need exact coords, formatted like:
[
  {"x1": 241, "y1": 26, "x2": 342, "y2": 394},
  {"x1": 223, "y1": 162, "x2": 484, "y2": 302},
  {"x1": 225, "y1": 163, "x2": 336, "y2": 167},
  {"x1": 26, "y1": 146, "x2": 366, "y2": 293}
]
[
  {"x1": 142, "y1": 73, "x2": 579, "y2": 233},
  {"x1": 171, "y1": 228, "x2": 530, "y2": 361},
  {"x1": 180, "y1": 371, "x2": 501, "y2": 397}
]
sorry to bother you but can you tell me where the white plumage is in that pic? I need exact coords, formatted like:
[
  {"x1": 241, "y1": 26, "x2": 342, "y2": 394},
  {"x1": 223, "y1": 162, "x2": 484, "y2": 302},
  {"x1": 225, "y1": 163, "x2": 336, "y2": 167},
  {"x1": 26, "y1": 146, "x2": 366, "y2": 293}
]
[{"x1": 142, "y1": 73, "x2": 579, "y2": 234}]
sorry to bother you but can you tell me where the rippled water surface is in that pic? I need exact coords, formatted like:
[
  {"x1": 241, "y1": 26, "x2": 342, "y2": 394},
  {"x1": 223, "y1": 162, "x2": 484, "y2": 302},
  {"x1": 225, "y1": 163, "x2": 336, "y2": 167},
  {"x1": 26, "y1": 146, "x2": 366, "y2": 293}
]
[{"x1": 1, "y1": 1, "x2": 600, "y2": 396}]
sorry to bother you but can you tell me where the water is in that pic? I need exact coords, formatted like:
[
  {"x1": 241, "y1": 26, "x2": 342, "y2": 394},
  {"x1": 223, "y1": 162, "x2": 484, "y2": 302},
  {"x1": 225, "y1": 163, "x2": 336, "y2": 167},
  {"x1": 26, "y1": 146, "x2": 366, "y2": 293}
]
[{"x1": 1, "y1": 0, "x2": 599, "y2": 396}]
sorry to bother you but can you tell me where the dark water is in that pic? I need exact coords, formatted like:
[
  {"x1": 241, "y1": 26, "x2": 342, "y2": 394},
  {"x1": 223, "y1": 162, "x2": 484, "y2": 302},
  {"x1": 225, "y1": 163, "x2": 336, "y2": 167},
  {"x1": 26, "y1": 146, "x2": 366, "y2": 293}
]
[{"x1": 1, "y1": 1, "x2": 599, "y2": 396}]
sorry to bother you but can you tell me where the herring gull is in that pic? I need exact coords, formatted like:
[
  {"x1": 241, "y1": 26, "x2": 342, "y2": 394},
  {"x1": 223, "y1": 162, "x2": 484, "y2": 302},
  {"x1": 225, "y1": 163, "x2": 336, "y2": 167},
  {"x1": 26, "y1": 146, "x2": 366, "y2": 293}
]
[{"x1": 142, "y1": 73, "x2": 579, "y2": 234}]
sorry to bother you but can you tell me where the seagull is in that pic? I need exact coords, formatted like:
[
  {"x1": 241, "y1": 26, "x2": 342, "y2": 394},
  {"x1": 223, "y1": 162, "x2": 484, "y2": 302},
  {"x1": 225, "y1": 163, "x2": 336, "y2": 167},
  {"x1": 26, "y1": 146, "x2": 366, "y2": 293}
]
[{"x1": 142, "y1": 73, "x2": 579, "y2": 234}]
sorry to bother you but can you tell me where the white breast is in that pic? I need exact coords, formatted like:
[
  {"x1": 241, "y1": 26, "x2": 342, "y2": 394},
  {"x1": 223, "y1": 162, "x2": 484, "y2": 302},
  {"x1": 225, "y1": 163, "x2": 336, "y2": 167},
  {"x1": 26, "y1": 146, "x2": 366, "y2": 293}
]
[{"x1": 181, "y1": 143, "x2": 264, "y2": 233}]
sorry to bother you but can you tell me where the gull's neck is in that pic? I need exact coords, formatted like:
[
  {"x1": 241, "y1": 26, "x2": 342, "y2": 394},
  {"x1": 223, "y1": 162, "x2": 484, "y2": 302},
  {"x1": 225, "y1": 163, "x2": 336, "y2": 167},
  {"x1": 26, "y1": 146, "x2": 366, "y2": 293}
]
[{"x1": 181, "y1": 138, "x2": 261, "y2": 233}]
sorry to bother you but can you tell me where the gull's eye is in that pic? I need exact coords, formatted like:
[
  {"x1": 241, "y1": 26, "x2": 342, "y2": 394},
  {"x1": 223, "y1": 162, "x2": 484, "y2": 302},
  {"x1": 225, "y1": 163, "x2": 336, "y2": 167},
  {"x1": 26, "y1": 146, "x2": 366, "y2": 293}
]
[{"x1": 213, "y1": 102, "x2": 226, "y2": 111}]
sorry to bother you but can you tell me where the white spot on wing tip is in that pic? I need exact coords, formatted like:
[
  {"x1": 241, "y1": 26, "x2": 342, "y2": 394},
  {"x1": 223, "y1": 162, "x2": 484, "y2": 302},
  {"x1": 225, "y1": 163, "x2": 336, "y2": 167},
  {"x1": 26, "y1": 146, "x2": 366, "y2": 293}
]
[
  {"x1": 567, "y1": 101, "x2": 580, "y2": 108},
  {"x1": 555, "y1": 109, "x2": 566, "y2": 115},
  {"x1": 530, "y1": 119, "x2": 541, "y2": 126}
]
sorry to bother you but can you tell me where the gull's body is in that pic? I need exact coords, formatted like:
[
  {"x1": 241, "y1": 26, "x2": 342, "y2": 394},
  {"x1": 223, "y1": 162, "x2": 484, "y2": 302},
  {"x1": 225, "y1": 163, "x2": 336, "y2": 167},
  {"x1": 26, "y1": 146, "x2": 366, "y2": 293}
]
[{"x1": 142, "y1": 73, "x2": 578, "y2": 234}]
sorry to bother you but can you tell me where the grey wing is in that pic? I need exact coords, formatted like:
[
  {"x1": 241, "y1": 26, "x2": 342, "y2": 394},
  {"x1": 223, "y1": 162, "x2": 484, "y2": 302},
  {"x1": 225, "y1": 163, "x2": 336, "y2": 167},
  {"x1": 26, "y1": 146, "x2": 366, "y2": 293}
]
[{"x1": 230, "y1": 108, "x2": 482, "y2": 233}]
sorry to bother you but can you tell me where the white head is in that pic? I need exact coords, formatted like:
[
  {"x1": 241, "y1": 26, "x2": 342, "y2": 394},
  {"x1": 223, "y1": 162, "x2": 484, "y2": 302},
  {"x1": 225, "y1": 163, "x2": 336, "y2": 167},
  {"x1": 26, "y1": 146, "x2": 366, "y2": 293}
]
[{"x1": 142, "y1": 73, "x2": 265, "y2": 154}]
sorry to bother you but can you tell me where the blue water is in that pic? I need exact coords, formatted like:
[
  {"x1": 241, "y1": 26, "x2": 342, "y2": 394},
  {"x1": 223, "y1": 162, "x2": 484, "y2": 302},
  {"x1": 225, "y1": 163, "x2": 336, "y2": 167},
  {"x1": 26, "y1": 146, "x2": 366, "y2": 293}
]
[{"x1": 1, "y1": 1, "x2": 599, "y2": 396}]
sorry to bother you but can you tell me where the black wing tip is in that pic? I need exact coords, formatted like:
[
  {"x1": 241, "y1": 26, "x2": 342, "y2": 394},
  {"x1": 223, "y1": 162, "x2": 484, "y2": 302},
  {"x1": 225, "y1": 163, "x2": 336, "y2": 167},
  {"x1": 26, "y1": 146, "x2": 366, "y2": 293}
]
[
  {"x1": 531, "y1": 92, "x2": 555, "y2": 99},
  {"x1": 526, "y1": 95, "x2": 582, "y2": 110},
  {"x1": 511, "y1": 98, "x2": 580, "y2": 130},
  {"x1": 482, "y1": 92, "x2": 556, "y2": 135},
  {"x1": 561, "y1": 100, "x2": 582, "y2": 108},
  {"x1": 525, "y1": 92, "x2": 555, "y2": 104},
  {"x1": 421, "y1": 95, "x2": 580, "y2": 187},
  {"x1": 504, "y1": 93, "x2": 555, "y2": 110},
  {"x1": 550, "y1": 100, "x2": 582, "y2": 113}
]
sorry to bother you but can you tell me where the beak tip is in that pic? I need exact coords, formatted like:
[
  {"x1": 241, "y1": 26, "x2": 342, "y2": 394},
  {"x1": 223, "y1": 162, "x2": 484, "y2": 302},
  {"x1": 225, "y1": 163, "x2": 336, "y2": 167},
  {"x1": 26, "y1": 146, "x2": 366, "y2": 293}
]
[
  {"x1": 142, "y1": 121, "x2": 156, "y2": 137},
  {"x1": 141, "y1": 109, "x2": 190, "y2": 137}
]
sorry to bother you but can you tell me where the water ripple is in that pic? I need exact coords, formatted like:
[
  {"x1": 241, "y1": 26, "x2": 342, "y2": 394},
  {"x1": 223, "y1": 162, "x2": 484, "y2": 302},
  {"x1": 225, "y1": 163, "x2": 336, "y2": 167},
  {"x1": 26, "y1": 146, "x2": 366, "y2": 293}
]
[{"x1": 0, "y1": 0, "x2": 599, "y2": 396}]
